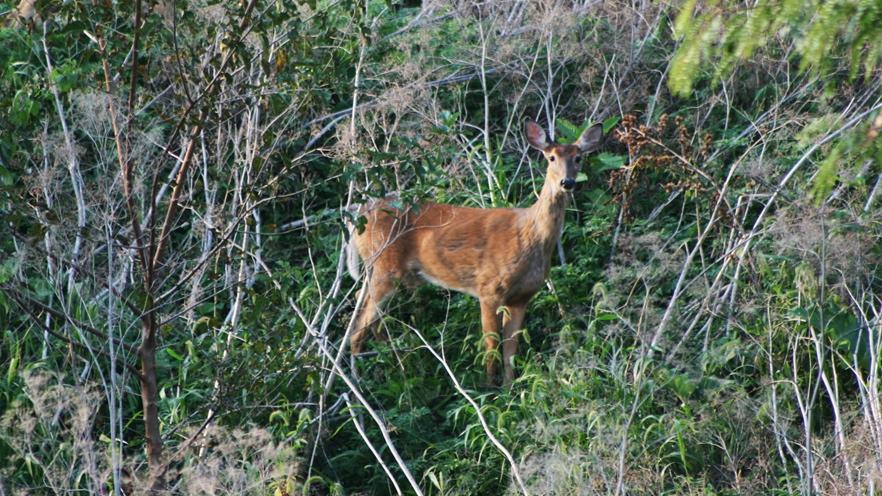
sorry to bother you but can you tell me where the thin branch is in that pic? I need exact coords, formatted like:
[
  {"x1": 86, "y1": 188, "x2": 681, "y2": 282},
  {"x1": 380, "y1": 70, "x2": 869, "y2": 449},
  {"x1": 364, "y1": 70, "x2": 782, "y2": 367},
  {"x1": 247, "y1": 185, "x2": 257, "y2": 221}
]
[
  {"x1": 5, "y1": 289, "x2": 142, "y2": 379},
  {"x1": 403, "y1": 322, "x2": 529, "y2": 496},
  {"x1": 291, "y1": 303, "x2": 424, "y2": 496},
  {"x1": 3, "y1": 286, "x2": 137, "y2": 354}
]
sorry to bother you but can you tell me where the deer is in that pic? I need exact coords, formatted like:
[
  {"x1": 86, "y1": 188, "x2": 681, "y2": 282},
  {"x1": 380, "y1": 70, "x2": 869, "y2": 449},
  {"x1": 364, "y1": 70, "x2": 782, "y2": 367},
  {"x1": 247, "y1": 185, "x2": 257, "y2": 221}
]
[{"x1": 345, "y1": 120, "x2": 604, "y2": 385}]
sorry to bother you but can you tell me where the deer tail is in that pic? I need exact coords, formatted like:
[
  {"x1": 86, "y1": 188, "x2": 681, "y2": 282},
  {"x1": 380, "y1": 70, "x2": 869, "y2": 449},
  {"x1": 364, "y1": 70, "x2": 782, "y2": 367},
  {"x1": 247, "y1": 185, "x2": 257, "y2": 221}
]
[{"x1": 344, "y1": 217, "x2": 361, "y2": 282}]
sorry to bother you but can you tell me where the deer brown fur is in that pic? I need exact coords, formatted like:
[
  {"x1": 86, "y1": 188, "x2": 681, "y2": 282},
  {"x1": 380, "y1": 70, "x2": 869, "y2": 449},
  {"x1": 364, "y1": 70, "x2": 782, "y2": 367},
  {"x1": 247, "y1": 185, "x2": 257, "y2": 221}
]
[{"x1": 346, "y1": 120, "x2": 604, "y2": 385}]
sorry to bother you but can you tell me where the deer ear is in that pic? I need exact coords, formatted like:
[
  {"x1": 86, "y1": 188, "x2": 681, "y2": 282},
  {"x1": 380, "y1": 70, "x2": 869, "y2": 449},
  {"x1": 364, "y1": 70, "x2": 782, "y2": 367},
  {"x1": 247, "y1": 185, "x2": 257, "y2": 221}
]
[
  {"x1": 577, "y1": 123, "x2": 603, "y2": 153},
  {"x1": 525, "y1": 120, "x2": 549, "y2": 151}
]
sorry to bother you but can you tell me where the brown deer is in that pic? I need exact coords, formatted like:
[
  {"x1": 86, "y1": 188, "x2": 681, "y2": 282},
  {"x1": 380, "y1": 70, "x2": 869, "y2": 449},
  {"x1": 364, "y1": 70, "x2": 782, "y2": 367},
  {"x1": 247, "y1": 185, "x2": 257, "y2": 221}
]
[{"x1": 346, "y1": 120, "x2": 604, "y2": 385}]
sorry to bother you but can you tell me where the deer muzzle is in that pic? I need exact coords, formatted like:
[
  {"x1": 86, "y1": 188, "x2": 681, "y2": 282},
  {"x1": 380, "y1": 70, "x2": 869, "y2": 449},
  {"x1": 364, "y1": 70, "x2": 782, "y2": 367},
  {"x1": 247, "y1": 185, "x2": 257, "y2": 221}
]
[{"x1": 560, "y1": 177, "x2": 576, "y2": 191}]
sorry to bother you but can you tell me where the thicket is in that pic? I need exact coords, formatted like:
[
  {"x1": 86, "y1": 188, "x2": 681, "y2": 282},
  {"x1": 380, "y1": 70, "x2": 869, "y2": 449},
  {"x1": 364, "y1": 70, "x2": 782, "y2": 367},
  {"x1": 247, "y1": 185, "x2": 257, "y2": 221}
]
[{"x1": 0, "y1": 0, "x2": 881, "y2": 494}]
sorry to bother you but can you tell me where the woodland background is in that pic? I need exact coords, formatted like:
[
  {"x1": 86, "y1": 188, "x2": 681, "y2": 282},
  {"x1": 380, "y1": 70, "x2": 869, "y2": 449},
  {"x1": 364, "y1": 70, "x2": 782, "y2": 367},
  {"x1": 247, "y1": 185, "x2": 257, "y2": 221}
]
[{"x1": 1, "y1": 0, "x2": 882, "y2": 494}]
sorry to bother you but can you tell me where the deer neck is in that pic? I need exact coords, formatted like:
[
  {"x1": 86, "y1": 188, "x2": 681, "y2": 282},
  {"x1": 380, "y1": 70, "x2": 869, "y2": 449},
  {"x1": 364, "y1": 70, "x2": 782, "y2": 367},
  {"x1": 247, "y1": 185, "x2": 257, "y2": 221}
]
[{"x1": 523, "y1": 178, "x2": 568, "y2": 253}]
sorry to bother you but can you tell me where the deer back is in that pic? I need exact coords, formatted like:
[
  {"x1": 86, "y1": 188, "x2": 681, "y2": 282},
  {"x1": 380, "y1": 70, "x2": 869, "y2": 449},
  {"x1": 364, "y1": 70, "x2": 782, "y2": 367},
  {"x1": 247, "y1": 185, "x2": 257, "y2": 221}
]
[{"x1": 354, "y1": 199, "x2": 557, "y2": 304}]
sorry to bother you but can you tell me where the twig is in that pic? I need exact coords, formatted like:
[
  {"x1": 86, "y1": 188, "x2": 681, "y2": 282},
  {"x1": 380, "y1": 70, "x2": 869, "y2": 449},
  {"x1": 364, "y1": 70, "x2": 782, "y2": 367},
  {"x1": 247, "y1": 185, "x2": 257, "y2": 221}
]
[
  {"x1": 343, "y1": 393, "x2": 403, "y2": 495},
  {"x1": 291, "y1": 303, "x2": 424, "y2": 496},
  {"x1": 403, "y1": 322, "x2": 529, "y2": 495},
  {"x1": 5, "y1": 290, "x2": 141, "y2": 379},
  {"x1": 4, "y1": 287, "x2": 137, "y2": 354}
]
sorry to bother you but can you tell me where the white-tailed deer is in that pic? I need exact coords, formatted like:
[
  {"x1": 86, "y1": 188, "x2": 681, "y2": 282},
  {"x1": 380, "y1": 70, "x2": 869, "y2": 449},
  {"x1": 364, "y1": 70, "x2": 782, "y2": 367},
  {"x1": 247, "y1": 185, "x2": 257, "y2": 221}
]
[{"x1": 346, "y1": 120, "x2": 604, "y2": 385}]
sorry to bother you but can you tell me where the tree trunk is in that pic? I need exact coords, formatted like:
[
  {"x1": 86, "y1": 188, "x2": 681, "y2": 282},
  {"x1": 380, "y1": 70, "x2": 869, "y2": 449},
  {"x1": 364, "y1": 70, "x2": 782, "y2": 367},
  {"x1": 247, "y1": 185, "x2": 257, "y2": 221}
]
[{"x1": 139, "y1": 313, "x2": 163, "y2": 490}]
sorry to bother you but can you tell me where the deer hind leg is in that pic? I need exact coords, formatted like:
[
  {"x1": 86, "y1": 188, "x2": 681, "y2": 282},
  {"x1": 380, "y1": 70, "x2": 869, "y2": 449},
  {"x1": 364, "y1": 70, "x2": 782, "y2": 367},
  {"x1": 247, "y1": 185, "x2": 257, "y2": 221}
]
[
  {"x1": 501, "y1": 304, "x2": 526, "y2": 386},
  {"x1": 350, "y1": 275, "x2": 396, "y2": 356},
  {"x1": 479, "y1": 298, "x2": 503, "y2": 386}
]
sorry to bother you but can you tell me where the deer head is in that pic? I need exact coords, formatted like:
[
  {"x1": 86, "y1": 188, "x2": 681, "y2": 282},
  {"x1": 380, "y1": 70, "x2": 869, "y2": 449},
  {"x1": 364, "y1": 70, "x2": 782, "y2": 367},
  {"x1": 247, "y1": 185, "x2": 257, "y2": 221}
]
[{"x1": 526, "y1": 120, "x2": 603, "y2": 195}]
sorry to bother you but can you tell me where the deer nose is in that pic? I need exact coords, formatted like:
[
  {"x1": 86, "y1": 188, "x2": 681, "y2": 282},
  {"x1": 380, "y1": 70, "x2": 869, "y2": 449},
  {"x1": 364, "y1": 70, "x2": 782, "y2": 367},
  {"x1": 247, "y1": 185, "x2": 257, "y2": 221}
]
[{"x1": 560, "y1": 178, "x2": 576, "y2": 191}]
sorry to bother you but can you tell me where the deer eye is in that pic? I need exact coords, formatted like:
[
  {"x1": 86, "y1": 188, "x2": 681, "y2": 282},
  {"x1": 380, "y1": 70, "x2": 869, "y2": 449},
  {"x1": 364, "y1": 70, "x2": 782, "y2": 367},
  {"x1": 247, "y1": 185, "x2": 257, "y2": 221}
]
[{"x1": 549, "y1": 155, "x2": 556, "y2": 162}]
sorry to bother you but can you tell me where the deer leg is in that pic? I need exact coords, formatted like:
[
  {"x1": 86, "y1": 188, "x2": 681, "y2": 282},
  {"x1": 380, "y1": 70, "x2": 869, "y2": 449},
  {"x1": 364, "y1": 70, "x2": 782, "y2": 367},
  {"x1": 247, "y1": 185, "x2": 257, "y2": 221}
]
[
  {"x1": 349, "y1": 292, "x2": 375, "y2": 356},
  {"x1": 501, "y1": 304, "x2": 526, "y2": 386},
  {"x1": 350, "y1": 277, "x2": 395, "y2": 356},
  {"x1": 479, "y1": 299, "x2": 503, "y2": 386}
]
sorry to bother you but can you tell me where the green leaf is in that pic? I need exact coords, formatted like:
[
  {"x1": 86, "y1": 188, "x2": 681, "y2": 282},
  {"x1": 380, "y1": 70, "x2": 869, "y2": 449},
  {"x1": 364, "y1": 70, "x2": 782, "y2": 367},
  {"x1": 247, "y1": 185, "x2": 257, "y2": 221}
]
[
  {"x1": 669, "y1": 373, "x2": 697, "y2": 399},
  {"x1": 590, "y1": 152, "x2": 626, "y2": 173},
  {"x1": 10, "y1": 89, "x2": 38, "y2": 126},
  {"x1": 812, "y1": 144, "x2": 841, "y2": 204},
  {"x1": 0, "y1": 257, "x2": 16, "y2": 284},
  {"x1": 602, "y1": 116, "x2": 620, "y2": 134},
  {"x1": 166, "y1": 348, "x2": 184, "y2": 361},
  {"x1": 49, "y1": 61, "x2": 80, "y2": 93},
  {"x1": 594, "y1": 312, "x2": 617, "y2": 322},
  {"x1": 673, "y1": 0, "x2": 698, "y2": 37},
  {"x1": 556, "y1": 118, "x2": 580, "y2": 142},
  {"x1": 269, "y1": 410, "x2": 290, "y2": 426},
  {"x1": 0, "y1": 165, "x2": 16, "y2": 186},
  {"x1": 7, "y1": 348, "x2": 19, "y2": 385},
  {"x1": 787, "y1": 306, "x2": 810, "y2": 322}
]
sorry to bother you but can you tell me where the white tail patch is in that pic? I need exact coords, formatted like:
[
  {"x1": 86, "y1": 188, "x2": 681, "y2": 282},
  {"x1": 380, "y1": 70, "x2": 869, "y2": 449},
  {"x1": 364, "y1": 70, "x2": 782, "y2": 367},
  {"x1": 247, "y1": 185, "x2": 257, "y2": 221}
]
[{"x1": 344, "y1": 220, "x2": 361, "y2": 281}]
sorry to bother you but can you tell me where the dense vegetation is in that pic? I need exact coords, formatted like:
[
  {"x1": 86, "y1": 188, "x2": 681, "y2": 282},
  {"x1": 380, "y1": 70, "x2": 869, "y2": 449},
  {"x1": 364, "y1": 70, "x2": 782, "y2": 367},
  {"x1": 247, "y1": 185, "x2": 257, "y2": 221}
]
[{"x1": 1, "y1": 0, "x2": 881, "y2": 494}]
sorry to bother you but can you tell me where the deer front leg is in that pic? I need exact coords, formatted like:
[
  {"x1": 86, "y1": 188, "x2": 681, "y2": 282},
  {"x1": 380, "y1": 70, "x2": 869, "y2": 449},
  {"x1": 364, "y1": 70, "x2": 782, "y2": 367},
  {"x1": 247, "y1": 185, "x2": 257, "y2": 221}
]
[
  {"x1": 479, "y1": 299, "x2": 503, "y2": 386},
  {"x1": 502, "y1": 304, "x2": 526, "y2": 386},
  {"x1": 349, "y1": 292, "x2": 376, "y2": 357},
  {"x1": 350, "y1": 277, "x2": 395, "y2": 356}
]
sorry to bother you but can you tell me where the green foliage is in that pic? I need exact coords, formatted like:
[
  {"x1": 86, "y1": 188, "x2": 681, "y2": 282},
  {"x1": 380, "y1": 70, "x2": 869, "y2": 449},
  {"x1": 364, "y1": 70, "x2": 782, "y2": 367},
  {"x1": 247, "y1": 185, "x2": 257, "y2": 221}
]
[
  {"x1": 670, "y1": 0, "x2": 882, "y2": 97},
  {"x1": 812, "y1": 144, "x2": 841, "y2": 203},
  {"x1": 1, "y1": 0, "x2": 881, "y2": 494}
]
